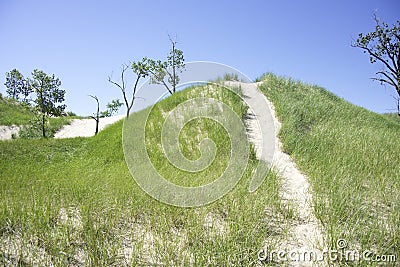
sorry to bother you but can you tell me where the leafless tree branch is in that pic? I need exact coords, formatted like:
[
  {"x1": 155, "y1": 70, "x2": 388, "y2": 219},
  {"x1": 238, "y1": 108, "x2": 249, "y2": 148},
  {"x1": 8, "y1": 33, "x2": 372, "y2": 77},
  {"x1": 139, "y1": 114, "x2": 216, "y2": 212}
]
[{"x1": 108, "y1": 64, "x2": 132, "y2": 117}]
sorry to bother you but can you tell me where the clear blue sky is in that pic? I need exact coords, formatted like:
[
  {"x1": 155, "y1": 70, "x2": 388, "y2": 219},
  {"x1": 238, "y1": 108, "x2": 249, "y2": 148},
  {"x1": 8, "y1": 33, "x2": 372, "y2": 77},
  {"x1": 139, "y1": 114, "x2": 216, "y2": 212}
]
[{"x1": 1, "y1": 0, "x2": 399, "y2": 116}]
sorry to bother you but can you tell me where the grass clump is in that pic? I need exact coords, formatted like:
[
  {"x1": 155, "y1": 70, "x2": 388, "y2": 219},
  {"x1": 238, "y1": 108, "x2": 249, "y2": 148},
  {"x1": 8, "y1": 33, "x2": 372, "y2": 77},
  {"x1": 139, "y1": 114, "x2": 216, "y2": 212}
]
[{"x1": 258, "y1": 73, "x2": 400, "y2": 264}]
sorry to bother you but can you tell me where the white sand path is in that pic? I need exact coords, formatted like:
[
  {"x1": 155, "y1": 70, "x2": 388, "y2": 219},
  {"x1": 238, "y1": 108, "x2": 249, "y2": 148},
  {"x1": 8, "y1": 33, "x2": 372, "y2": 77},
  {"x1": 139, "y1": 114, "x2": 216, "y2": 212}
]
[
  {"x1": 0, "y1": 115, "x2": 124, "y2": 140},
  {"x1": 235, "y1": 82, "x2": 327, "y2": 266},
  {"x1": 54, "y1": 115, "x2": 125, "y2": 138}
]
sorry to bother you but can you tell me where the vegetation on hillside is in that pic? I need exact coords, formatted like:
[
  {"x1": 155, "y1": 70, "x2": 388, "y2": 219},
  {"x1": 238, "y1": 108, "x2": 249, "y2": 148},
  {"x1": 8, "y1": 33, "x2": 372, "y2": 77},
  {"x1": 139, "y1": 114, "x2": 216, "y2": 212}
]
[
  {"x1": 0, "y1": 97, "x2": 74, "y2": 139},
  {"x1": 2, "y1": 71, "x2": 398, "y2": 265},
  {"x1": 0, "y1": 97, "x2": 33, "y2": 126},
  {"x1": 2, "y1": 69, "x2": 71, "y2": 138},
  {"x1": 383, "y1": 112, "x2": 400, "y2": 124},
  {"x1": 0, "y1": 83, "x2": 285, "y2": 265},
  {"x1": 259, "y1": 73, "x2": 400, "y2": 265}
]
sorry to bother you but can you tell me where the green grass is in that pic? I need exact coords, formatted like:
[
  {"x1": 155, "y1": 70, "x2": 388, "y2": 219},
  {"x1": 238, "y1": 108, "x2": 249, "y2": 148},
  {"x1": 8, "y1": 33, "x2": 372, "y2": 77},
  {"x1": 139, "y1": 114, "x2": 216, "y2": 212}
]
[
  {"x1": 258, "y1": 73, "x2": 400, "y2": 266},
  {"x1": 383, "y1": 113, "x2": 400, "y2": 124},
  {"x1": 0, "y1": 84, "x2": 285, "y2": 265},
  {"x1": 0, "y1": 97, "x2": 34, "y2": 125}
]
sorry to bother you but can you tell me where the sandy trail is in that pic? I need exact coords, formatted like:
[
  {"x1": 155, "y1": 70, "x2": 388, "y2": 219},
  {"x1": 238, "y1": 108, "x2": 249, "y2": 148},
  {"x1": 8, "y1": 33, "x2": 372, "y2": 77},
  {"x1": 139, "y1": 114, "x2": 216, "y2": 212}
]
[
  {"x1": 238, "y1": 82, "x2": 326, "y2": 266},
  {"x1": 54, "y1": 115, "x2": 125, "y2": 138}
]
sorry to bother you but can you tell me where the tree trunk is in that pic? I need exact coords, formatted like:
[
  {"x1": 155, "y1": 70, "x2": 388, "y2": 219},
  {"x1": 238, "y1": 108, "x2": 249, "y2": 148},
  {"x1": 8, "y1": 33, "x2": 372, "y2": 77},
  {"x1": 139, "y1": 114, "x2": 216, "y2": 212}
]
[
  {"x1": 172, "y1": 42, "x2": 176, "y2": 93},
  {"x1": 95, "y1": 118, "x2": 99, "y2": 135},
  {"x1": 42, "y1": 114, "x2": 46, "y2": 138},
  {"x1": 397, "y1": 98, "x2": 400, "y2": 117}
]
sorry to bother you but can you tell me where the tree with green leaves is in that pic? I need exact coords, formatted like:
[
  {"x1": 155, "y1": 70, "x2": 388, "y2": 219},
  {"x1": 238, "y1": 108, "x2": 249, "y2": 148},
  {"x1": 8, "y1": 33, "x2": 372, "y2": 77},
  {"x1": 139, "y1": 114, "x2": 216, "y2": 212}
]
[
  {"x1": 352, "y1": 15, "x2": 400, "y2": 116},
  {"x1": 109, "y1": 36, "x2": 185, "y2": 114},
  {"x1": 4, "y1": 69, "x2": 32, "y2": 103},
  {"x1": 29, "y1": 69, "x2": 66, "y2": 137},
  {"x1": 101, "y1": 99, "x2": 123, "y2": 118},
  {"x1": 89, "y1": 95, "x2": 122, "y2": 135},
  {"x1": 147, "y1": 35, "x2": 185, "y2": 94}
]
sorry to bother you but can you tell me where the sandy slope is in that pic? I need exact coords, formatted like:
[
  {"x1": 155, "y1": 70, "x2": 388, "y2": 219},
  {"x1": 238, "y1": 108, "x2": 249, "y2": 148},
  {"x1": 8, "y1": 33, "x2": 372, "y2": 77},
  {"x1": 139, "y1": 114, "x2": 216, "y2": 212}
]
[{"x1": 54, "y1": 115, "x2": 125, "y2": 138}]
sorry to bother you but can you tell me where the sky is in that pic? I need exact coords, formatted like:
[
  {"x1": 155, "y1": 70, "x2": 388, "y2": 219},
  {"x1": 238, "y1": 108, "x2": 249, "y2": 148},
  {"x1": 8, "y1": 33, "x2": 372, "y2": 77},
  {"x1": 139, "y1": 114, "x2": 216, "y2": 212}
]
[{"x1": 0, "y1": 0, "x2": 399, "y2": 116}]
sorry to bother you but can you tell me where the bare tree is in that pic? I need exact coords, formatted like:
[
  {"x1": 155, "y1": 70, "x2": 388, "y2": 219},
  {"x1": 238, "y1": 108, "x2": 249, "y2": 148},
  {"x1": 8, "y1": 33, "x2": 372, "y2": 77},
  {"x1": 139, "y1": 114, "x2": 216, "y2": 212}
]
[
  {"x1": 108, "y1": 64, "x2": 132, "y2": 118},
  {"x1": 352, "y1": 15, "x2": 400, "y2": 116},
  {"x1": 89, "y1": 95, "x2": 100, "y2": 135},
  {"x1": 109, "y1": 62, "x2": 148, "y2": 118},
  {"x1": 89, "y1": 95, "x2": 122, "y2": 135}
]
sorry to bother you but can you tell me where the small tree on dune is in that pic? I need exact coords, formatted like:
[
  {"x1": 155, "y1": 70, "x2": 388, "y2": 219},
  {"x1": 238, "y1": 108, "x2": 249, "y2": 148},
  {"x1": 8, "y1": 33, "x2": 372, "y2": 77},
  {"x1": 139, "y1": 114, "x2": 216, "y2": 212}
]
[
  {"x1": 109, "y1": 35, "x2": 185, "y2": 115},
  {"x1": 146, "y1": 35, "x2": 185, "y2": 95},
  {"x1": 29, "y1": 69, "x2": 66, "y2": 138},
  {"x1": 89, "y1": 95, "x2": 101, "y2": 135},
  {"x1": 89, "y1": 95, "x2": 122, "y2": 135}
]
